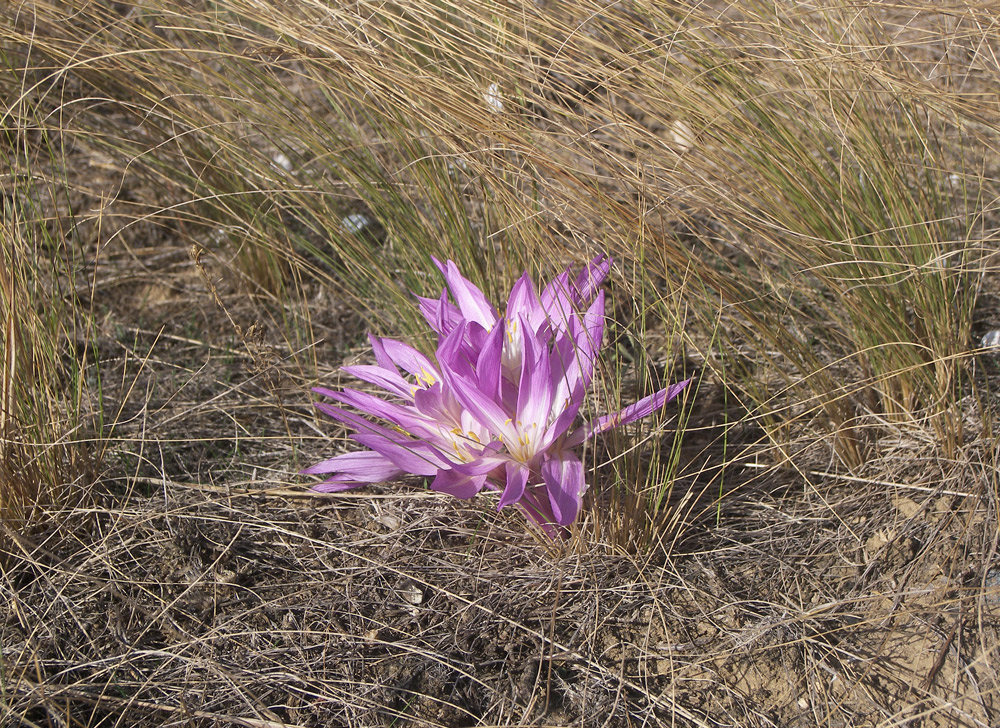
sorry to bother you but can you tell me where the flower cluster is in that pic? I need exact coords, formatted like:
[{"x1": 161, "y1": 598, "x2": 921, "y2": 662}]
[{"x1": 305, "y1": 256, "x2": 690, "y2": 534}]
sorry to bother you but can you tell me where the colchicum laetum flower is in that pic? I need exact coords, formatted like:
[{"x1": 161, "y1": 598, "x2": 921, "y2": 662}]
[{"x1": 304, "y1": 255, "x2": 690, "y2": 535}]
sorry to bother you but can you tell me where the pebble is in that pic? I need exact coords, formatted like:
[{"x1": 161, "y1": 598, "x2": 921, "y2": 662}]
[
  {"x1": 985, "y1": 568, "x2": 1000, "y2": 603},
  {"x1": 484, "y1": 83, "x2": 503, "y2": 113},
  {"x1": 272, "y1": 152, "x2": 293, "y2": 172},
  {"x1": 340, "y1": 213, "x2": 373, "y2": 236},
  {"x1": 671, "y1": 120, "x2": 695, "y2": 151}
]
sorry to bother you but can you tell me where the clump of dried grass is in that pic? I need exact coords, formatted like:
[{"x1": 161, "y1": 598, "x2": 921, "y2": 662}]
[
  {"x1": 3, "y1": 436, "x2": 997, "y2": 725},
  {"x1": 0, "y1": 189, "x2": 95, "y2": 541}
]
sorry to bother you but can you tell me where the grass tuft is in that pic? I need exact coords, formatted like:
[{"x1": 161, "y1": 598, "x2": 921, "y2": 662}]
[{"x1": 0, "y1": 189, "x2": 93, "y2": 536}]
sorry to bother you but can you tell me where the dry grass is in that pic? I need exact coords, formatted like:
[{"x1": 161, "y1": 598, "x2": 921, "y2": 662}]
[
  {"x1": 2, "y1": 0, "x2": 1000, "y2": 724},
  {"x1": 0, "y1": 176, "x2": 94, "y2": 536}
]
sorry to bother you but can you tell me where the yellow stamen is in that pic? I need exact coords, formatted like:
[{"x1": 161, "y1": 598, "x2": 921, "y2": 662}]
[
  {"x1": 506, "y1": 319, "x2": 518, "y2": 343},
  {"x1": 416, "y1": 367, "x2": 437, "y2": 387}
]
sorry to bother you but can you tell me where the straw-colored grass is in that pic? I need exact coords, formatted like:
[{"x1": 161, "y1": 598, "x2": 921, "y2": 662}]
[
  {"x1": 0, "y1": 167, "x2": 94, "y2": 536},
  {"x1": 2, "y1": 0, "x2": 999, "y2": 724}
]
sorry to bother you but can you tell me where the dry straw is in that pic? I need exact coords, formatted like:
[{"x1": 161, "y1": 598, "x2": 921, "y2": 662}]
[{"x1": 1, "y1": 0, "x2": 999, "y2": 724}]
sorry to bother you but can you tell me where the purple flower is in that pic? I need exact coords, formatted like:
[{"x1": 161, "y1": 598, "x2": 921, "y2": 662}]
[{"x1": 305, "y1": 255, "x2": 690, "y2": 534}]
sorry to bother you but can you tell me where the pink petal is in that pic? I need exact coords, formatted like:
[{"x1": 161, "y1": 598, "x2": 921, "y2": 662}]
[
  {"x1": 380, "y1": 338, "x2": 440, "y2": 382},
  {"x1": 541, "y1": 452, "x2": 586, "y2": 526},
  {"x1": 437, "y1": 347, "x2": 519, "y2": 443},
  {"x1": 476, "y1": 318, "x2": 507, "y2": 401},
  {"x1": 312, "y1": 478, "x2": 369, "y2": 493},
  {"x1": 416, "y1": 289, "x2": 462, "y2": 336},
  {"x1": 330, "y1": 388, "x2": 421, "y2": 428},
  {"x1": 436, "y1": 320, "x2": 476, "y2": 379},
  {"x1": 314, "y1": 400, "x2": 408, "y2": 441},
  {"x1": 517, "y1": 487, "x2": 561, "y2": 537},
  {"x1": 539, "y1": 271, "x2": 573, "y2": 333},
  {"x1": 506, "y1": 272, "x2": 546, "y2": 334},
  {"x1": 498, "y1": 461, "x2": 529, "y2": 509},
  {"x1": 431, "y1": 468, "x2": 487, "y2": 499},
  {"x1": 342, "y1": 364, "x2": 414, "y2": 399},
  {"x1": 515, "y1": 323, "x2": 553, "y2": 436},
  {"x1": 352, "y1": 432, "x2": 449, "y2": 476},
  {"x1": 566, "y1": 378, "x2": 691, "y2": 447},
  {"x1": 301, "y1": 449, "x2": 402, "y2": 478},
  {"x1": 572, "y1": 254, "x2": 611, "y2": 303},
  {"x1": 368, "y1": 334, "x2": 394, "y2": 370},
  {"x1": 577, "y1": 291, "x2": 605, "y2": 387},
  {"x1": 433, "y1": 257, "x2": 498, "y2": 329},
  {"x1": 325, "y1": 390, "x2": 445, "y2": 444}
]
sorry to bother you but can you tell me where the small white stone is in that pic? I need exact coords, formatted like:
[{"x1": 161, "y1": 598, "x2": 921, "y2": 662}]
[
  {"x1": 340, "y1": 213, "x2": 372, "y2": 235},
  {"x1": 982, "y1": 330, "x2": 1000, "y2": 348},
  {"x1": 400, "y1": 580, "x2": 423, "y2": 605},
  {"x1": 985, "y1": 569, "x2": 1000, "y2": 603},
  {"x1": 374, "y1": 512, "x2": 401, "y2": 530},
  {"x1": 272, "y1": 152, "x2": 293, "y2": 172},
  {"x1": 484, "y1": 83, "x2": 503, "y2": 114},
  {"x1": 670, "y1": 120, "x2": 695, "y2": 151},
  {"x1": 447, "y1": 157, "x2": 470, "y2": 177}
]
